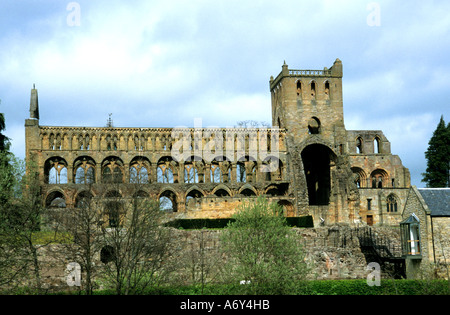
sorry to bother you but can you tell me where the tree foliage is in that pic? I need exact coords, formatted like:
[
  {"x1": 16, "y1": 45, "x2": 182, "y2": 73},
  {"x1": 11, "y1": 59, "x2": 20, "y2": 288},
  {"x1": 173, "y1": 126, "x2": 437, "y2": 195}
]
[
  {"x1": 221, "y1": 197, "x2": 310, "y2": 295},
  {"x1": 422, "y1": 115, "x2": 450, "y2": 187}
]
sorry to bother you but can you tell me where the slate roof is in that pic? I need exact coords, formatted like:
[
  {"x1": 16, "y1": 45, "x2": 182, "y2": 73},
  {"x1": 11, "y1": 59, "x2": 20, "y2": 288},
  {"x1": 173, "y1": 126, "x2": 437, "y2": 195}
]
[{"x1": 418, "y1": 188, "x2": 450, "y2": 217}]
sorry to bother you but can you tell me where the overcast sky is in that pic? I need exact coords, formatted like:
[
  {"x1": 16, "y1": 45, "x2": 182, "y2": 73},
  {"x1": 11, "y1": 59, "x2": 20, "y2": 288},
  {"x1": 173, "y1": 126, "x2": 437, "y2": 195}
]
[{"x1": 1, "y1": 0, "x2": 449, "y2": 187}]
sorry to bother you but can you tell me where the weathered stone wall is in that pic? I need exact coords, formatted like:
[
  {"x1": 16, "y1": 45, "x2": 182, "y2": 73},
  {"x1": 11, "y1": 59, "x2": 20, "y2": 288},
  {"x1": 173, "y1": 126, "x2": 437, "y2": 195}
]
[{"x1": 29, "y1": 226, "x2": 410, "y2": 292}]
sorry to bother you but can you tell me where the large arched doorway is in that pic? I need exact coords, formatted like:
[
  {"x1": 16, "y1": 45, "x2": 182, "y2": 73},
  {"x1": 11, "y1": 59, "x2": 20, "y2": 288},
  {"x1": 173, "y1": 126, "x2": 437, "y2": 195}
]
[{"x1": 301, "y1": 144, "x2": 335, "y2": 206}]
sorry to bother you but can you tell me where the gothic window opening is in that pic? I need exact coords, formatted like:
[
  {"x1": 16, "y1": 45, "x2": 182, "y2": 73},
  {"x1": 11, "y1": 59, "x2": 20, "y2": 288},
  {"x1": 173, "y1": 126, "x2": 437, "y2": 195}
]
[
  {"x1": 46, "y1": 191, "x2": 66, "y2": 208},
  {"x1": 296, "y1": 81, "x2": 302, "y2": 97},
  {"x1": 310, "y1": 81, "x2": 316, "y2": 99},
  {"x1": 130, "y1": 158, "x2": 150, "y2": 184},
  {"x1": 159, "y1": 190, "x2": 177, "y2": 212},
  {"x1": 210, "y1": 163, "x2": 222, "y2": 183},
  {"x1": 324, "y1": 81, "x2": 330, "y2": 99},
  {"x1": 374, "y1": 136, "x2": 380, "y2": 154},
  {"x1": 184, "y1": 163, "x2": 199, "y2": 183},
  {"x1": 45, "y1": 158, "x2": 68, "y2": 184},
  {"x1": 74, "y1": 158, "x2": 96, "y2": 184},
  {"x1": 371, "y1": 169, "x2": 388, "y2": 188},
  {"x1": 106, "y1": 134, "x2": 118, "y2": 151},
  {"x1": 157, "y1": 165, "x2": 173, "y2": 183},
  {"x1": 186, "y1": 189, "x2": 203, "y2": 209},
  {"x1": 237, "y1": 162, "x2": 246, "y2": 183},
  {"x1": 102, "y1": 158, "x2": 124, "y2": 184},
  {"x1": 240, "y1": 188, "x2": 256, "y2": 197},
  {"x1": 356, "y1": 137, "x2": 363, "y2": 154},
  {"x1": 386, "y1": 194, "x2": 398, "y2": 212},
  {"x1": 351, "y1": 167, "x2": 366, "y2": 188}
]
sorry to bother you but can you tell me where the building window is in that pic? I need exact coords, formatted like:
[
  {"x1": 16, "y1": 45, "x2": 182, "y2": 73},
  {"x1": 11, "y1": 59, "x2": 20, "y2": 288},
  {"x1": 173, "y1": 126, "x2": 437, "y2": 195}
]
[
  {"x1": 367, "y1": 199, "x2": 372, "y2": 210},
  {"x1": 386, "y1": 194, "x2": 398, "y2": 212},
  {"x1": 237, "y1": 162, "x2": 246, "y2": 183},
  {"x1": 356, "y1": 137, "x2": 363, "y2": 154},
  {"x1": 308, "y1": 117, "x2": 321, "y2": 135},
  {"x1": 45, "y1": 158, "x2": 68, "y2": 184},
  {"x1": 310, "y1": 81, "x2": 316, "y2": 99},
  {"x1": 374, "y1": 136, "x2": 381, "y2": 154},
  {"x1": 184, "y1": 163, "x2": 199, "y2": 183}
]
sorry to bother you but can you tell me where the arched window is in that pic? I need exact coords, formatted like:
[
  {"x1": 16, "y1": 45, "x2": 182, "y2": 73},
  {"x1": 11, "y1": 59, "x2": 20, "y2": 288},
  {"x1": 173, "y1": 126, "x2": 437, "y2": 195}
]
[
  {"x1": 74, "y1": 158, "x2": 96, "y2": 184},
  {"x1": 159, "y1": 190, "x2": 177, "y2": 212},
  {"x1": 324, "y1": 81, "x2": 330, "y2": 99},
  {"x1": 157, "y1": 157, "x2": 177, "y2": 183},
  {"x1": 184, "y1": 163, "x2": 199, "y2": 183},
  {"x1": 210, "y1": 163, "x2": 222, "y2": 183},
  {"x1": 237, "y1": 162, "x2": 246, "y2": 183},
  {"x1": 386, "y1": 194, "x2": 398, "y2": 212},
  {"x1": 374, "y1": 136, "x2": 381, "y2": 154},
  {"x1": 310, "y1": 81, "x2": 316, "y2": 99},
  {"x1": 130, "y1": 158, "x2": 150, "y2": 184},
  {"x1": 356, "y1": 137, "x2": 363, "y2": 154},
  {"x1": 157, "y1": 165, "x2": 173, "y2": 183},
  {"x1": 102, "y1": 158, "x2": 124, "y2": 184},
  {"x1": 296, "y1": 80, "x2": 302, "y2": 97},
  {"x1": 240, "y1": 188, "x2": 256, "y2": 197},
  {"x1": 371, "y1": 169, "x2": 388, "y2": 188},
  {"x1": 46, "y1": 191, "x2": 66, "y2": 208},
  {"x1": 45, "y1": 158, "x2": 68, "y2": 184},
  {"x1": 186, "y1": 189, "x2": 203, "y2": 209},
  {"x1": 351, "y1": 167, "x2": 366, "y2": 188}
]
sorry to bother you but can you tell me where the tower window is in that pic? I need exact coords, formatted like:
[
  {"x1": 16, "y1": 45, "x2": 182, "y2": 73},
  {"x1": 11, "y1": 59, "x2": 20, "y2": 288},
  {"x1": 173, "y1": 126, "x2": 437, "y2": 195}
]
[
  {"x1": 308, "y1": 117, "x2": 321, "y2": 134},
  {"x1": 310, "y1": 81, "x2": 316, "y2": 99},
  {"x1": 324, "y1": 81, "x2": 330, "y2": 99}
]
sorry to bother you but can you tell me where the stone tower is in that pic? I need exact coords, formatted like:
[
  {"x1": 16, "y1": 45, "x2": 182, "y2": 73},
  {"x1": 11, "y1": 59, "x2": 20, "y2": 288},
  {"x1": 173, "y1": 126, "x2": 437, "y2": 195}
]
[{"x1": 270, "y1": 59, "x2": 360, "y2": 225}]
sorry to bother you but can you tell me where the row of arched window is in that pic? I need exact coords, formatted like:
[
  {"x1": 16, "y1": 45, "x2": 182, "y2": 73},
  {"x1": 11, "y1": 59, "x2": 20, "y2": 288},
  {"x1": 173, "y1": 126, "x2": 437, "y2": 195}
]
[
  {"x1": 45, "y1": 183, "x2": 289, "y2": 216},
  {"x1": 351, "y1": 167, "x2": 396, "y2": 188},
  {"x1": 42, "y1": 130, "x2": 284, "y2": 153},
  {"x1": 356, "y1": 136, "x2": 382, "y2": 154},
  {"x1": 296, "y1": 79, "x2": 331, "y2": 100},
  {"x1": 45, "y1": 155, "x2": 284, "y2": 185}
]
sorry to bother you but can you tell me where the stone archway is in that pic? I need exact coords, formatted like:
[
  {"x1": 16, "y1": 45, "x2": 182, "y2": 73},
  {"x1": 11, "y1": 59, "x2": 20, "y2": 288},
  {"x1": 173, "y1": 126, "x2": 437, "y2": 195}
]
[{"x1": 301, "y1": 144, "x2": 336, "y2": 206}]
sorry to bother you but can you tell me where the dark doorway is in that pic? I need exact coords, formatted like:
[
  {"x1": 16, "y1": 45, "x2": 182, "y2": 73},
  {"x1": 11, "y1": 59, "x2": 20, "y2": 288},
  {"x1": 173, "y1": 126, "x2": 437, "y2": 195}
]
[{"x1": 301, "y1": 144, "x2": 333, "y2": 205}]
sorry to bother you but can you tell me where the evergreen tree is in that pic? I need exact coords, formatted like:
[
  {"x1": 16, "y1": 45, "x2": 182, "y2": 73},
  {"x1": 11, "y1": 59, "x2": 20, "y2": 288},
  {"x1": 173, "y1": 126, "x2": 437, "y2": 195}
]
[
  {"x1": 0, "y1": 101, "x2": 13, "y2": 204},
  {"x1": 422, "y1": 115, "x2": 450, "y2": 187},
  {"x1": 0, "y1": 101, "x2": 10, "y2": 152}
]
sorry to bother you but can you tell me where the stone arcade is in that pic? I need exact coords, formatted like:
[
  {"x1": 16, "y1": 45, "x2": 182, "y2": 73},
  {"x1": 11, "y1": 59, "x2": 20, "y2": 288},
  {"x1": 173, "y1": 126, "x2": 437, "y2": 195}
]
[{"x1": 25, "y1": 59, "x2": 412, "y2": 228}]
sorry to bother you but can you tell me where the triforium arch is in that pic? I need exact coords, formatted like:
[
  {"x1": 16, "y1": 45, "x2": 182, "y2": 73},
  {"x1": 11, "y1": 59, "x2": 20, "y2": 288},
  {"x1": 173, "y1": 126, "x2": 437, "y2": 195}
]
[{"x1": 301, "y1": 143, "x2": 337, "y2": 206}]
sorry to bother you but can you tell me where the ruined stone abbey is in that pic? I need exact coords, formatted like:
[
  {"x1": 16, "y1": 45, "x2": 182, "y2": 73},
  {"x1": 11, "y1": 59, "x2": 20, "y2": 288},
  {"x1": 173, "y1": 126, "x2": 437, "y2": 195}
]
[{"x1": 25, "y1": 59, "x2": 411, "y2": 228}]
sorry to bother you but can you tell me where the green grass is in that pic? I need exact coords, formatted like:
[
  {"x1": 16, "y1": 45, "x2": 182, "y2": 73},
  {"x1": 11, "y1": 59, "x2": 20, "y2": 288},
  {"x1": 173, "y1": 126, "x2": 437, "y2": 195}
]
[{"x1": 13, "y1": 279, "x2": 446, "y2": 296}]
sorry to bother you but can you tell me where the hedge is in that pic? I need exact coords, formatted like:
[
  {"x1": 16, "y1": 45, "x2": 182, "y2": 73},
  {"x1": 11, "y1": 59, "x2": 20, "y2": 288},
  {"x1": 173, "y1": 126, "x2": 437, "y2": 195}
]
[{"x1": 164, "y1": 216, "x2": 314, "y2": 229}]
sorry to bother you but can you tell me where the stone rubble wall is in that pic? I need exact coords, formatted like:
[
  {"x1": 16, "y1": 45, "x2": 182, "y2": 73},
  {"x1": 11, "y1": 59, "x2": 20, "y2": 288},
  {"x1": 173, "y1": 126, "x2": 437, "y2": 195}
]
[{"x1": 24, "y1": 226, "x2": 410, "y2": 292}]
